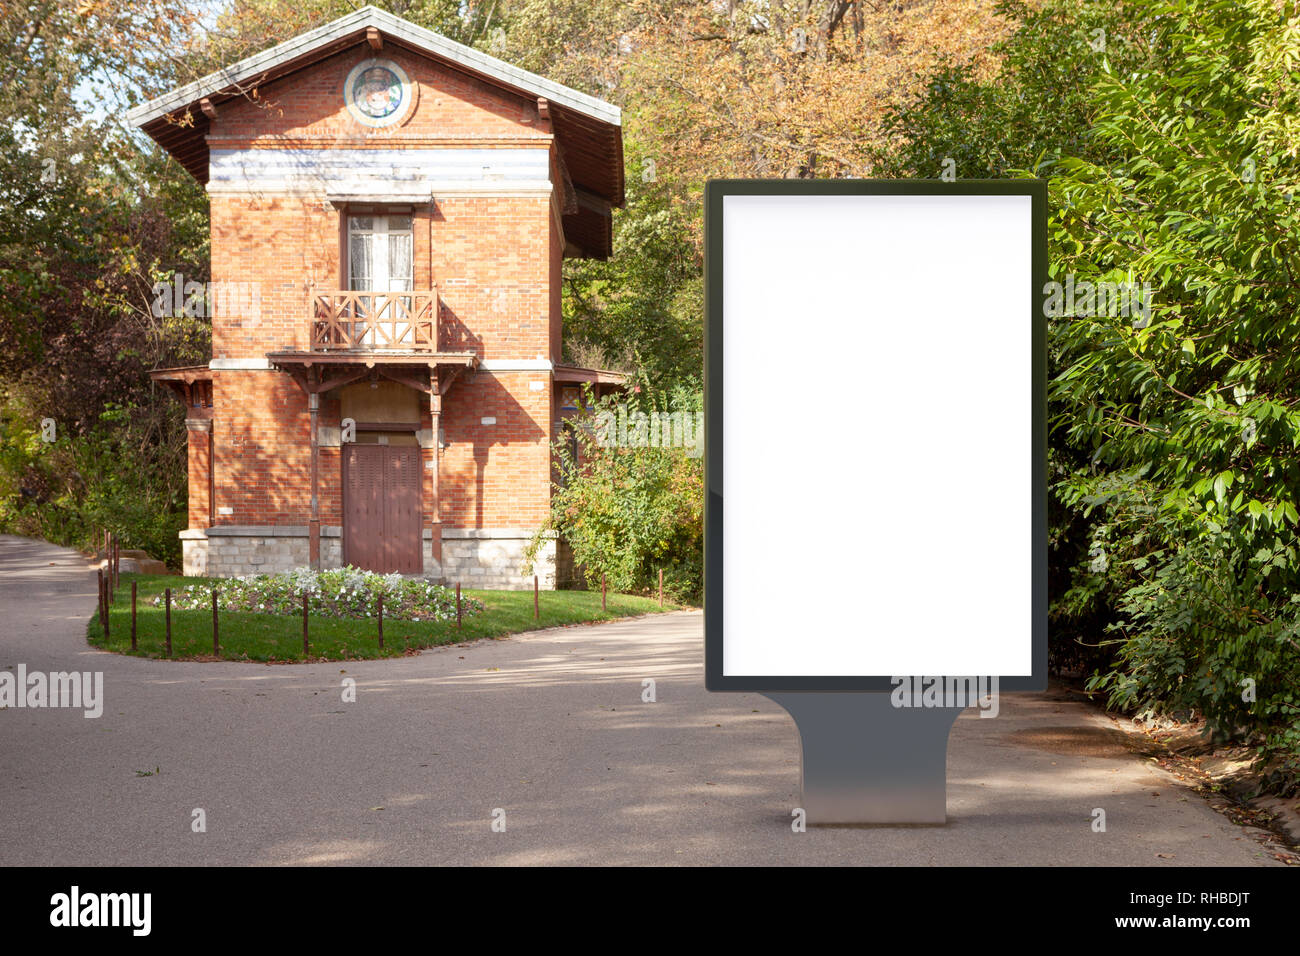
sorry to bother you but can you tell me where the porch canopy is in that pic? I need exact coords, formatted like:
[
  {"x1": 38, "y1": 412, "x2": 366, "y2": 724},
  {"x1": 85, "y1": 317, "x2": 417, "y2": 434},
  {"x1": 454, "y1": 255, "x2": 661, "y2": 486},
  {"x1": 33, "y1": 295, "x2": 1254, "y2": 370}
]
[
  {"x1": 553, "y1": 365, "x2": 628, "y2": 387},
  {"x1": 149, "y1": 365, "x2": 214, "y2": 418},
  {"x1": 265, "y1": 350, "x2": 478, "y2": 396}
]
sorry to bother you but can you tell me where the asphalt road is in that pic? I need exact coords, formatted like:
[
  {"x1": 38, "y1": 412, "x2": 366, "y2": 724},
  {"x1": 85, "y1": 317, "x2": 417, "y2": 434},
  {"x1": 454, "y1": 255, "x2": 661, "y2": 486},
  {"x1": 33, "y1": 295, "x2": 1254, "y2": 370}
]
[{"x1": 0, "y1": 534, "x2": 1279, "y2": 866}]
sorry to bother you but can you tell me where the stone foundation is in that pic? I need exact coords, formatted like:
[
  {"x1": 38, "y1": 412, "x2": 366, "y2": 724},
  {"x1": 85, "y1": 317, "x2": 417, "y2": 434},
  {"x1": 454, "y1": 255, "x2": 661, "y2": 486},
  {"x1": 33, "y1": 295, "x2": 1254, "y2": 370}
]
[
  {"x1": 439, "y1": 528, "x2": 556, "y2": 590},
  {"x1": 180, "y1": 525, "x2": 554, "y2": 588},
  {"x1": 181, "y1": 526, "x2": 342, "y2": 577}
]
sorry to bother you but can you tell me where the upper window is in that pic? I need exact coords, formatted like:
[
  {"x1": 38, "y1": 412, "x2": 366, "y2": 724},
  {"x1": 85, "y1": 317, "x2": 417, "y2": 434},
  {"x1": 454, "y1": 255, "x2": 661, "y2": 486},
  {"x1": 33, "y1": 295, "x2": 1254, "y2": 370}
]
[{"x1": 348, "y1": 214, "x2": 413, "y2": 293}]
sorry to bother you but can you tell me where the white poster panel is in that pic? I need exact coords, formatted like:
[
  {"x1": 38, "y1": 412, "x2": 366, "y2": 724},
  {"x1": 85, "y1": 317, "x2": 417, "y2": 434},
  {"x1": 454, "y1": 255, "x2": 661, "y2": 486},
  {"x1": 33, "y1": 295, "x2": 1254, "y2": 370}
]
[{"x1": 705, "y1": 182, "x2": 1046, "y2": 690}]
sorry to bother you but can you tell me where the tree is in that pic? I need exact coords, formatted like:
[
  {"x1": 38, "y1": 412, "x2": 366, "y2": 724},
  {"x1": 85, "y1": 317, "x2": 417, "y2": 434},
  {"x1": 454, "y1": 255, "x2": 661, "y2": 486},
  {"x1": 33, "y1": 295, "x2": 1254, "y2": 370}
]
[
  {"x1": 877, "y1": 0, "x2": 1152, "y2": 179},
  {"x1": 1046, "y1": 0, "x2": 1300, "y2": 788},
  {"x1": 0, "y1": 1, "x2": 210, "y2": 562}
]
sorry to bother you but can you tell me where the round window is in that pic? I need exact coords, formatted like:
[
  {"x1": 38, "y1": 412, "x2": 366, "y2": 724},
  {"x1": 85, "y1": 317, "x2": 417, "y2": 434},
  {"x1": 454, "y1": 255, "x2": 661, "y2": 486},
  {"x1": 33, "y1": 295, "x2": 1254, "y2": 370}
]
[{"x1": 344, "y1": 58, "x2": 416, "y2": 128}]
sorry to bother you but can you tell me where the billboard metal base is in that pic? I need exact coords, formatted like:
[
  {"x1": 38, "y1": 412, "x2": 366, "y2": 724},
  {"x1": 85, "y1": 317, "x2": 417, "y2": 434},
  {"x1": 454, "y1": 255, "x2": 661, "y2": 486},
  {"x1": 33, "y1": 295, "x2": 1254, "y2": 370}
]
[{"x1": 764, "y1": 692, "x2": 965, "y2": 825}]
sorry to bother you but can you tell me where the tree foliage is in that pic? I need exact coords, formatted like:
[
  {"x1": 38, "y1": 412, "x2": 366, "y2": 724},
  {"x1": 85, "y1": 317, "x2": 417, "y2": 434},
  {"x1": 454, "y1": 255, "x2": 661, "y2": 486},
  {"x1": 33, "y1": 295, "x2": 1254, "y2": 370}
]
[
  {"x1": 878, "y1": 0, "x2": 1152, "y2": 179},
  {"x1": 1, "y1": 1, "x2": 211, "y2": 564},
  {"x1": 1044, "y1": 0, "x2": 1300, "y2": 786}
]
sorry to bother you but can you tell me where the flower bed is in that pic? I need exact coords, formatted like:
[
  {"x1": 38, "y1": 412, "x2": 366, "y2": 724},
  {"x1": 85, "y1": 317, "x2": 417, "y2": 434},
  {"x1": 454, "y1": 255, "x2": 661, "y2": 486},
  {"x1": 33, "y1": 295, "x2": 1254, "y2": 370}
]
[{"x1": 153, "y1": 566, "x2": 484, "y2": 623}]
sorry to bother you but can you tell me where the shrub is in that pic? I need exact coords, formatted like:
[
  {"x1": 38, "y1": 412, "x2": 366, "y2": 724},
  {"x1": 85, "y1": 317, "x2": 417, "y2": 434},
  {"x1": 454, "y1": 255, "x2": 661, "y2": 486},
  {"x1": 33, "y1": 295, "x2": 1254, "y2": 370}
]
[
  {"x1": 531, "y1": 385, "x2": 703, "y2": 603},
  {"x1": 1070, "y1": 479, "x2": 1300, "y2": 793}
]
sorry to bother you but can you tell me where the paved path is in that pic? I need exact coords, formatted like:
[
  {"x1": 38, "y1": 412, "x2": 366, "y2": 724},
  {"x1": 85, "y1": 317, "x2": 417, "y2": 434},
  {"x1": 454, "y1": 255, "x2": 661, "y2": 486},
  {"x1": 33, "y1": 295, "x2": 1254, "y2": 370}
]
[{"x1": 0, "y1": 534, "x2": 1279, "y2": 865}]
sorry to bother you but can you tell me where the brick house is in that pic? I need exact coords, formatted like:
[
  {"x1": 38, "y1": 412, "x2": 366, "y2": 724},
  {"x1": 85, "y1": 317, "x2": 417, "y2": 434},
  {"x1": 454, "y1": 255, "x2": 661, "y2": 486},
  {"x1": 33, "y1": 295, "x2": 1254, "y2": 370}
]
[{"x1": 129, "y1": 6, "x2": 625, "y2": 588}]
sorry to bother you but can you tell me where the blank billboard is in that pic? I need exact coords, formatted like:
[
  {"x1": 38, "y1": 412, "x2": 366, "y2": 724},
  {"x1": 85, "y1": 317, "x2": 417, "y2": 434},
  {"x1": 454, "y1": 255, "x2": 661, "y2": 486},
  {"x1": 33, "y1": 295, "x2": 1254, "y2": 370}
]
[{"x1": 704, "y1": 181, "x2": 1047, "y2": 692}]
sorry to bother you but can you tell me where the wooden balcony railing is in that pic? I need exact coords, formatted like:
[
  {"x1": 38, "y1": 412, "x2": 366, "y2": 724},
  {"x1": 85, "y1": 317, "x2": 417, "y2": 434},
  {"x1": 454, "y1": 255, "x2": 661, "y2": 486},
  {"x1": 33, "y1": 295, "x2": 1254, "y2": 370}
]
[{"x1": 311, "y1": 291, "x2": 439, "y2": 350}]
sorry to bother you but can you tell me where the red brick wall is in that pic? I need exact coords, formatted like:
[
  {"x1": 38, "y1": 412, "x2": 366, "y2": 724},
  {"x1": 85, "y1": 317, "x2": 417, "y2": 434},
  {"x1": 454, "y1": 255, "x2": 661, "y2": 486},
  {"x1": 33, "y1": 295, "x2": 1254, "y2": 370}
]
[
  {"x1": 435, "y1": 195, "x2": 552, "y2": 361},
  {"x1": 210, "y1": 194, "x2": 339, "y2": 357},
  {"x1": 439, "y1": 372, "x2": 552, "y2": 528},
  {"x1": 549, "y1": 198, "x2": 564, "y2": 365},
  {"x1": 210, "y1": 46, "x2": 549, "y2": 143},
  {"x1": 186, "y1": 425, "x2": 211, "y2": 528},
  {"x1": 208, "y1": 192, "x2": 555, "y2": 361},
  {"x1": 210, "y1": 371, "x2": 312, "y2": 526},
  {"x1": 205, "y1": 377, "x2": 556, "y2": 533}
]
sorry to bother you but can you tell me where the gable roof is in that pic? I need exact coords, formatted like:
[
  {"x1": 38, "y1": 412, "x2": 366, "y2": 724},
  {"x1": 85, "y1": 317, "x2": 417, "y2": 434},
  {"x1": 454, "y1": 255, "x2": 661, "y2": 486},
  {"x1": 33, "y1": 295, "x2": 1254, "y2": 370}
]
[{"x1": 127, "y1": 5, "x2": 623, "y2": 258}]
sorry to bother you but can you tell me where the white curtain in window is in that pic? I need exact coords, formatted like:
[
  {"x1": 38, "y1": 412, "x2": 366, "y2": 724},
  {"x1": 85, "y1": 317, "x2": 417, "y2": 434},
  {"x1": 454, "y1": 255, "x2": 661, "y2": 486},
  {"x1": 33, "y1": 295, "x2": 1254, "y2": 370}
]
[
  {"x1": 387, "y1": 231, "x2": 412, "y2": 292},
  {"x1": 349, "y1": 233, "x2": 373, "y2": 292},
  {"x1": 349, "y1": 215, "x2": 412, "y2": 293}
]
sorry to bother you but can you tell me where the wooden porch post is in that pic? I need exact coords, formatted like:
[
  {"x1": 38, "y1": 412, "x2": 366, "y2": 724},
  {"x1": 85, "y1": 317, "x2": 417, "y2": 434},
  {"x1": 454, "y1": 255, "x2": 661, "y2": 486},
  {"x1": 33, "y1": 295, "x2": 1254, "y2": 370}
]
[
  {"x1": 308, "y1": 368, "x2": 321, "y2": 571},
  {"x1": 428, "y1": 373, "x2": 442, "y2": 574},
  {"x1": 208, "y1": 419, "x2": 215, "y2": 527}
]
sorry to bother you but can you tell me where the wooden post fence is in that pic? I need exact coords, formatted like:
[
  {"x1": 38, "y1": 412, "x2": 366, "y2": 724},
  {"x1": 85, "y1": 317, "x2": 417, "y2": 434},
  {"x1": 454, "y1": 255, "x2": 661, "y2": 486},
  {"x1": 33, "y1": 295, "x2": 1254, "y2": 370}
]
[
  {"x1": 164, "y1": 587, "x2": 172, "y2": 657},
  {"x1": 212, "y1": 589, "x2": 219, "y2": 656},
  {"x1": 302, "y1": 591, "x2": 309, "y2": 657},
  {"x1": 98, "y1": 569, "x2": 108, "y2": 638}
]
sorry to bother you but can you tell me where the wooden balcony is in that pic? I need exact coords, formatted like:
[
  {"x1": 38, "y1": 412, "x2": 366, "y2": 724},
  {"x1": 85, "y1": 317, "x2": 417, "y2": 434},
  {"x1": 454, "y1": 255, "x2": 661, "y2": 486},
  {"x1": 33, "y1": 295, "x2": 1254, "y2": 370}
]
[{"x1": 311, "y1": 290, "x2": 439, "y2": 350}]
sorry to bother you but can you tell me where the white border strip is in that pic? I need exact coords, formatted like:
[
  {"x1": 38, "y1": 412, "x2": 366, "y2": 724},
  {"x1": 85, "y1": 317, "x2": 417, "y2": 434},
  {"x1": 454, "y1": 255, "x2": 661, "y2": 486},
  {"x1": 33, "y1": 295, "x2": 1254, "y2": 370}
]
[
  {"x1": 210, "y1": 358, "x2": 273, "y2": 370},
  {"x1": 478, "y1": 359, "x2": 552, "y2": 371},
  {"x1": 206, "y1": 182, "x2": 552, "y2": 200}
]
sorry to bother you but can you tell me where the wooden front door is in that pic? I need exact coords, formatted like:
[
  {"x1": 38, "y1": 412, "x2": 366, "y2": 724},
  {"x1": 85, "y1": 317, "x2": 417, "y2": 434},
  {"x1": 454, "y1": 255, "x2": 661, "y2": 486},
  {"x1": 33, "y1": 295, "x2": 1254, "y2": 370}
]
[{"x1": 342, "y1": 444, "x2": 422, "y2": 573}]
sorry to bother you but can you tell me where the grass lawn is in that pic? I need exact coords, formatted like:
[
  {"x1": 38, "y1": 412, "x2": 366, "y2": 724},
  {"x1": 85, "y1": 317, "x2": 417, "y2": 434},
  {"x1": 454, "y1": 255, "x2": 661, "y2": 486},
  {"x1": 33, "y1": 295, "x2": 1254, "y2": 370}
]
[{"x1": 87, "y1": 574, "x2": 678, "y2": 662}]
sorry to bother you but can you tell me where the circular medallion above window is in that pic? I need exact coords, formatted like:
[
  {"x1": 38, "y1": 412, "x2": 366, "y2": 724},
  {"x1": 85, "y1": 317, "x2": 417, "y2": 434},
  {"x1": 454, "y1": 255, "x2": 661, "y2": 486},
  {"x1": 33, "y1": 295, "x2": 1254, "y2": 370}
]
[{"x1": 344, "y1": 58, "x2": 416, "y2": 128}]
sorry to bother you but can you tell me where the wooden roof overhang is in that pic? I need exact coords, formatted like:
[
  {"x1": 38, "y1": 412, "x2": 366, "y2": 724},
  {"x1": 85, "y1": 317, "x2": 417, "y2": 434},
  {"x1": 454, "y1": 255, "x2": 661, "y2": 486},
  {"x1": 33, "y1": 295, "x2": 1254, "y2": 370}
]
[
  {"x1": 266, "y1": 350, "x2": 478, "y2": 396},
  {"x1": 150, "y1": 365, "x2": 214, "y2": 417},
  {"x1": 127, "y1": 6, "x2": 623, "y2": 259},
  {"x1": 553, "y1": 365, "x2": 628, "y2": 387}
]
